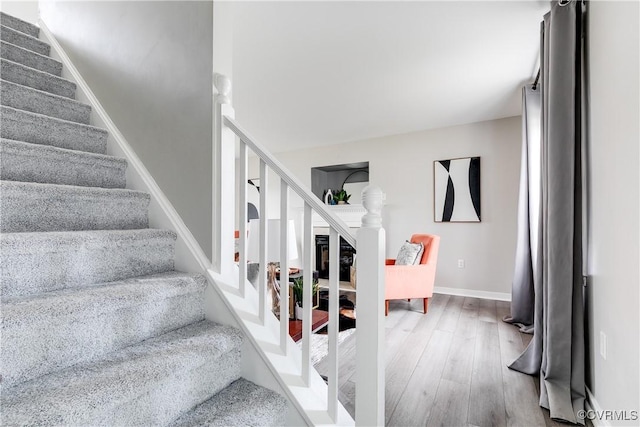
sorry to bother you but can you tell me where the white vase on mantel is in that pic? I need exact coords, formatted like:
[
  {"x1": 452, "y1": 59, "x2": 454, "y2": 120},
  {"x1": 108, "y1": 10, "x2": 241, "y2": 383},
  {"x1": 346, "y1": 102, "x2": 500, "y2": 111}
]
[
  {"x1": 324, "y1": 189, "x2": 333, "y2": 205},
  {"x1": 295, "y1": 304, "x2": 304, "y2": 320}
]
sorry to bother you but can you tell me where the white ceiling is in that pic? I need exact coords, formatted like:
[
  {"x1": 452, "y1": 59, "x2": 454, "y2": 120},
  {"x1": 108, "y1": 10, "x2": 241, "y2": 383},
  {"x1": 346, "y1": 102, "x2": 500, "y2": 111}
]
[{"x1": 232, "y1": 1, "x2": 549, "y2": 152}]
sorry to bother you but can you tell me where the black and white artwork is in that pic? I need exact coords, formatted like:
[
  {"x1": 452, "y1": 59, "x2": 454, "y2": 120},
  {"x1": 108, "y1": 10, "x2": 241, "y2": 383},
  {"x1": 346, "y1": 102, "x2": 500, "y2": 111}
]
[{"x1": 434, "y1": 157, "x2": 481, "y2": 222}]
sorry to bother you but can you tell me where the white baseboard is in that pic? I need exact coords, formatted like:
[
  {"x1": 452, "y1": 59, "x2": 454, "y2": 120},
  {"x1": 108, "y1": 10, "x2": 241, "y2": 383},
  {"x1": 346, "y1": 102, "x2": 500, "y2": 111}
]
[
  {"x1": 434, "y1": 286, "x2": 511, "y2": 301},
  {"x1": 586, "y1": 387, "x2": 611, "y2": 427}
]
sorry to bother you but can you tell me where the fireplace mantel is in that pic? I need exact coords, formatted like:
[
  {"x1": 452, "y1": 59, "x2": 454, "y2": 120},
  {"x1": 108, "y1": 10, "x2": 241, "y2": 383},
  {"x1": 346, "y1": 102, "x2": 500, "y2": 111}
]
[{"x1": 312, "y1": 204, "x2": 367, "y2": 228}]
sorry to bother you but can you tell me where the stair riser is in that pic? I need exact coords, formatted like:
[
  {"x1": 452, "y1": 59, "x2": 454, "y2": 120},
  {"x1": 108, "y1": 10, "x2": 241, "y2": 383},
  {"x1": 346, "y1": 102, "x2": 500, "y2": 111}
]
[
  {"x1": 0, "y1": 13, "x2": 40, "y2": 38},
  {"x1": 0, "y1": 25, "x2": 49, "y2": 56},
  {"x1": 1, "y1": 59, "x2": 76, "y2": 98},
  {"x1": 1, "y1": 106, "x2": 107, "y2": 154},
  {"x1": 0, "y1": 139, "x2": 127, "y2": 188},
  {"x1": 1, "y1": 80, "x2": 91, "y2": 124},
  {"x1": 1, "y1": 230, "x2": 176, "y2": 297},
  {"x1": 98, "y1": 350, "x2": 241, "y2": 426},
  {"x1": 1, "y1": 41, "x2": 62, "y2": 75},
  {"x1": 4, "y1": 283, "x2": 206, "y2": 387},
  {"x1": 0, "y1": 182, "x2": 149, "y2": 232}
]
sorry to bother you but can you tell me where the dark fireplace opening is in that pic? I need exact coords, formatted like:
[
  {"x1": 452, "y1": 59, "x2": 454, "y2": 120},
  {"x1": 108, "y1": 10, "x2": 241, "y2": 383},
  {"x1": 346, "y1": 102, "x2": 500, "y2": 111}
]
[{"x1": 315, "y1": 235, "x2": 356, "y2": 282}]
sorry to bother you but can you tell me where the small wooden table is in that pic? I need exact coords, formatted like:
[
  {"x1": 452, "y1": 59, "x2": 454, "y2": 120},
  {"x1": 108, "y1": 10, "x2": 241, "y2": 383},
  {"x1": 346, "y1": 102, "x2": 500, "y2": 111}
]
[{"x1": 288, "y1": 309, "x2": 329, "y2": 343}]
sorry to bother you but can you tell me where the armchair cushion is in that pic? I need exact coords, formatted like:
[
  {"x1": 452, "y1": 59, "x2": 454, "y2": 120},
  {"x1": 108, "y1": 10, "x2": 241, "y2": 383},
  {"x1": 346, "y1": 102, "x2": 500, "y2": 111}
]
[{"x1": 395, "y1": 240, "x2": 424, "y2": 265}]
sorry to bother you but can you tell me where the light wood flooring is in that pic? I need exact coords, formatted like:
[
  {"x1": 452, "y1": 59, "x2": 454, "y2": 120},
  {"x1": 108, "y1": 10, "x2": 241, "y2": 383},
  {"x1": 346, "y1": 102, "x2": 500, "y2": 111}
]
[{"x1": 315, "y1": 293, "x2": 588, "y2": 427}]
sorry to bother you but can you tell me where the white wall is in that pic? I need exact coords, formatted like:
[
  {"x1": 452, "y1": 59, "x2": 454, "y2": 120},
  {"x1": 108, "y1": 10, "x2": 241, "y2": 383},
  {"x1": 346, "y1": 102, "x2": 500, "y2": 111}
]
[
  {"x1": 587, "y1": 1, "x2": 640, "y2": 422},
  {"x1": 0, "y1": 1, "x2": 39, "y2": 23},
  {"x1": 39, "y1": 1, "x2": 214, "y2": 258},
  {"x1": 250, "y1": 116, "x2": 521, "y2": 297}
]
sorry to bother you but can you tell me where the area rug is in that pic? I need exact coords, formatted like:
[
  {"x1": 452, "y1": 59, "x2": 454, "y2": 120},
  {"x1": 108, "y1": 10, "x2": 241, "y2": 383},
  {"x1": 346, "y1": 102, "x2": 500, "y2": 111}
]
[
  {"x1": 300, "y1": 328, "x2": 356, "y2": 366},
  {"x1": 305, "y1": 294, "x2": 357, "y2": 365}
]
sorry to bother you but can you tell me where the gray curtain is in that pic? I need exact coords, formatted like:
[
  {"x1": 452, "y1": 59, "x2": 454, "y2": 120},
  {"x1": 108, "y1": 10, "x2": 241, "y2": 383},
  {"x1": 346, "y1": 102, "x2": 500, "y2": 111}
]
[
  {"x1": 504, "y1": 85, "x2": 541, "y2": 333},
  {"x1": 508, "y1": 1, "x2": 587, "y2": 424}
]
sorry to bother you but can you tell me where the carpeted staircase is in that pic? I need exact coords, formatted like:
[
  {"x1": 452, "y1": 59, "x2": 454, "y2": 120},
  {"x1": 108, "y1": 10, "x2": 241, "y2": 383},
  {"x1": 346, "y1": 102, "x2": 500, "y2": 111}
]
[{"x1": 0, "y1": 12, "x2": 287, "y2": 425}]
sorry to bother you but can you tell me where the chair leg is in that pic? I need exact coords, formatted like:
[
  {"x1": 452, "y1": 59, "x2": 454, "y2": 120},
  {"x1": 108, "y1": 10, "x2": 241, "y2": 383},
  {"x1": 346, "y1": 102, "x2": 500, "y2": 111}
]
[
  {"x1": 423, "y1": 298, "x2": 429, "y2": 314},
  {"x1": 385, "y1": 300, "x2": 389, "y2": 316}
]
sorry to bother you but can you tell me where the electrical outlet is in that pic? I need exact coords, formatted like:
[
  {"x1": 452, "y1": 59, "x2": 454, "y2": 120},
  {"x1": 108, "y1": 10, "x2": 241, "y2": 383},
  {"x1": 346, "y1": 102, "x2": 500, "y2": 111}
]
[
  {"x1": 600, "y1": 331, "x2": 607, "y2": 360},
  {"x1": 457, "y1": 259, "x2": 465, "y2": 268}
]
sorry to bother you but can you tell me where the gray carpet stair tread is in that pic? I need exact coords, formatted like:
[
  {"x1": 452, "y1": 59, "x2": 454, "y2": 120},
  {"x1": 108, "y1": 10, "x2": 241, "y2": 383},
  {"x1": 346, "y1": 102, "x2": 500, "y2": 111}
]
[
  {"x1": 0, "y1": 24, "x2": 49, "y2": 56},
  {"x1": 2, "y1": 271, "x2": 207, "y2": 388},
  {"x1": 0, "y1": 12, "x2": 39, "y2": 38},
  {"x1": 0, "y1": 11, "x2": 270, "y2": 427},
  {"x1": 170, "y1": 379, "x2": 288, "y2": 427},
  {"x1": 0, "y1": 138, "x2": 127, "y2": 188},
  {"x1": 0, "y1": 180, "x2": 149, "y2": 232},
  {"x1": 1, "y1": 228, "x2": 176, "y2": 297},
  {"x1": 1, "y1": 105, "x2": 107, "y2": 154},
  {"x1": 1, "y1": 321, "x2": 244, "y2": 426},
  {"x1": 1, "y1": 58, "x2": 75, "y2": 98},
  {"x1": 1, "y1": 40, "x2": 62, "y2": 75},
  {"x1": 1, "y1": 79, "x2": 91, "y2": 123}
]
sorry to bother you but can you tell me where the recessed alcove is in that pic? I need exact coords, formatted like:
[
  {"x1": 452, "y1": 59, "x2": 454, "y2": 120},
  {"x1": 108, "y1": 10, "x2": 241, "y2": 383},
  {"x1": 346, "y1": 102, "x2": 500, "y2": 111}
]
[{"x1": 311, "y1": 162, "x2": 369, "y2": 204}]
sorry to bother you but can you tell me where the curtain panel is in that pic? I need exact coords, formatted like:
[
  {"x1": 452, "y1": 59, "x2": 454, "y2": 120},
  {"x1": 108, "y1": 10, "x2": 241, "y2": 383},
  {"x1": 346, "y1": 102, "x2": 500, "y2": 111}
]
[
  {"x1": 507, "y1": 1, "x2": 587, "y2": 424},
  {"x1": 504, "y1": 85, "x2": 541, "y2": 333}
]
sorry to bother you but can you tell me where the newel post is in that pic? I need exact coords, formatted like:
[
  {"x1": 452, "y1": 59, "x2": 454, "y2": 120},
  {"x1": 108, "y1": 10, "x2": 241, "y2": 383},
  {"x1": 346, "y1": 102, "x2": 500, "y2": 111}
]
[
  {"x1": 355, "y1": 186, "x2": 385, "y2": 426},
  {"x1": 213, "y1": 73, "x2": 235, "y2": 278}
]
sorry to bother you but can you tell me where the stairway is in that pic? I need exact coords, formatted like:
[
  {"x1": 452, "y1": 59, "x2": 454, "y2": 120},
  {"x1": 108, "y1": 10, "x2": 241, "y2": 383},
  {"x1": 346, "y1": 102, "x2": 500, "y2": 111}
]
[{"x1": 0, "y1": 12, "x2": 287, "y2": 426}]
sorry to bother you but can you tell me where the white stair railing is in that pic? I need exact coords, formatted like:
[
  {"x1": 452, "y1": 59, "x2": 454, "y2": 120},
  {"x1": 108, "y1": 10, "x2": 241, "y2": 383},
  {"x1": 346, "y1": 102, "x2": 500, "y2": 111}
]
[{"x1": 212, "y1": 74, "x2": 385, "y2": 426}]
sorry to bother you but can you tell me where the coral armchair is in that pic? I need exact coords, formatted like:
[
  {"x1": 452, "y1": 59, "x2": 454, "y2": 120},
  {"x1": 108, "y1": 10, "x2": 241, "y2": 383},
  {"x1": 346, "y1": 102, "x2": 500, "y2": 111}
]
[{"x1": 385, "y1": 234, "x2": 440, "y2": 316}]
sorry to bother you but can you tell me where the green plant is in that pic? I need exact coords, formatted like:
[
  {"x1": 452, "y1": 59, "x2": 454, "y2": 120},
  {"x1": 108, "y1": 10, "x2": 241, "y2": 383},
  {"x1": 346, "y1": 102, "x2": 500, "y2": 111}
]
[
  {"x1": 292, "y1": 277, "x2": 319, "y2": 307},
  {"x1": 334, "y1": 189, "x2": 351, "y2": 203}
]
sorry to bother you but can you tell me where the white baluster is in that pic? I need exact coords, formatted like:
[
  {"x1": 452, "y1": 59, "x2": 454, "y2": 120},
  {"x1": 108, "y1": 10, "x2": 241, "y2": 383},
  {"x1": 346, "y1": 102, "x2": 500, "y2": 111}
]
[
  {"x1": 238, "y1": 141, "x2": 248, "y2": 296},
  {"x1": 213, "y1": 74, "x2": 235, "y2": 279},
  {"x1": 258, "y1": 160, "x2": 268, "y2": 324},
  {"x1": 355, "y1": 186, "x2": 386, "y2": 426},
  {"x1": 302, "y1": 202, "x2": 313, "y2": 384},
  {"x1": 328, "y1": 227, "x2": 340, "y2": 422},
  {"x1": 280, "y1": 181, "x2": 290, "y2": 352}
]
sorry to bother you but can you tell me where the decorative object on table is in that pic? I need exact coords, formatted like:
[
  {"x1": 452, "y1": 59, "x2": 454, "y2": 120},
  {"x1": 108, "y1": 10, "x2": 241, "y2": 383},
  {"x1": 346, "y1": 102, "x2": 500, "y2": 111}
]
[
  {"x1": 323, "y1": 189, "x2": 334, "y2": 205},
  {"x1": 385, "y1": 234, "x2": 440, "y2": 316},
  {"x1": 434, "y1": 156, "x2": 481, "y2": 222},
  {"x1": 333, "y1": 189, "x2": 351, "y2": 205},
  {"x1": 291, "y1": 277, "x2": 320, "y2": 320},
  {"x1": 247, "y1": 219, "x2": 298, "y2": 318}
]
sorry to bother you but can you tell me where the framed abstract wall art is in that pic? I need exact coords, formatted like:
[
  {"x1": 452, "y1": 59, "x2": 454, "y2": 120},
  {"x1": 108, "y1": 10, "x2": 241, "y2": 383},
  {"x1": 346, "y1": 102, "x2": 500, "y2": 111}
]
[{"x1": 434, "y1": 156, "x2": 481, "y2": 222}]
